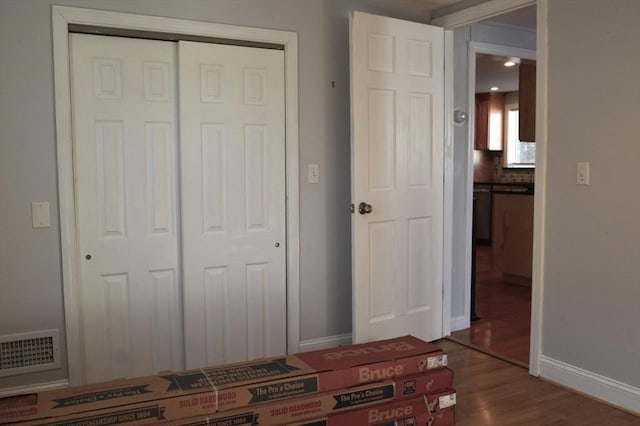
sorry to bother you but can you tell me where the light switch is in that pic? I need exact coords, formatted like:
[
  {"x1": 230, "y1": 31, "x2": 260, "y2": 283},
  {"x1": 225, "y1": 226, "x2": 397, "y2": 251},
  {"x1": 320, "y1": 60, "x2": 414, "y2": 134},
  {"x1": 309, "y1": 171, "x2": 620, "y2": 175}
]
[
  {"x1": 577, "y1": 162, "x2": 590, "y2": 185},
  {"x1": 32, "y1": 202, "x2": 51, "y2": 228},
  {"x1": 308, "y1": 163, "x2": 320, "y2": 184}
]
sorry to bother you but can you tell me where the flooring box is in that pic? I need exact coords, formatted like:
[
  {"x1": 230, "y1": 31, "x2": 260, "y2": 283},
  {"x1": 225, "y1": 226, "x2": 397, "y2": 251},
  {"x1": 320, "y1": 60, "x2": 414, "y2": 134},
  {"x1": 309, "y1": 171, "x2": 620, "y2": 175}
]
[
  {"x1": 291, "y1": 388, "x2": 456, "y2": 426},
  {"x1": 1, "y1": 336, "x2": 447, "y2": 424},
  {"x1": 289, "y1": 395, "x2": 435, "y2": 426},
  {"x1": 426, "y1": 406, "x2": 455, "y2": 426},
  {"x1": 164, "y1": 372, "x2": 454, "y2": 426},
  {"x1": 26, "y1": 373, "x2": 455, "y2": 426}
]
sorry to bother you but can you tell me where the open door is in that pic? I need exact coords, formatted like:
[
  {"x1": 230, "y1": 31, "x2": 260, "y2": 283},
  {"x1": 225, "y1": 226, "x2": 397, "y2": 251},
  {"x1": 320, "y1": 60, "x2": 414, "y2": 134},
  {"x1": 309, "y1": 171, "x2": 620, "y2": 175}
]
[{"x1": 350, "y1": 11, "x2": 444, "y2": 343}]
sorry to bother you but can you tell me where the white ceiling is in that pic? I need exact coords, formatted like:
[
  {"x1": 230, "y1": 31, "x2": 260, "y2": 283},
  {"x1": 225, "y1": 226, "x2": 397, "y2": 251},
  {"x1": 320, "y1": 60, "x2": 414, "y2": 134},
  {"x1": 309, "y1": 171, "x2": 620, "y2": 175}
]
[
  {"x1": 476, "y1": 5, "x2": 537, "y2": 93},
  {"x1": 475, "y1": 53, "x2": 521, "y2": 93},
  {"x1": 484, "y1": 5, "x2": 536, "y2": 29}
]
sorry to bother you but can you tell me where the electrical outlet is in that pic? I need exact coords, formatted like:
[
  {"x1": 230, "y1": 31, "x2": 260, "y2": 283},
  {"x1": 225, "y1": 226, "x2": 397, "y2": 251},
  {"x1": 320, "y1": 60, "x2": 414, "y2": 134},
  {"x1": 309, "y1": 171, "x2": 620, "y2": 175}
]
[{"x1": 577, "y1": 162, "x2": 590, "y2": 185}]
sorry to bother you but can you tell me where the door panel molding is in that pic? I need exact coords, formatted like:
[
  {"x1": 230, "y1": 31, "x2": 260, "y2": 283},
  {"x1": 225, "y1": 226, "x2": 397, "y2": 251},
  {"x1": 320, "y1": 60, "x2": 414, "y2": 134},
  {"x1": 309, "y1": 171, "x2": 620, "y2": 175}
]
[{"x1": 52, "y1": 5, "x2": 299, "y2": 385}]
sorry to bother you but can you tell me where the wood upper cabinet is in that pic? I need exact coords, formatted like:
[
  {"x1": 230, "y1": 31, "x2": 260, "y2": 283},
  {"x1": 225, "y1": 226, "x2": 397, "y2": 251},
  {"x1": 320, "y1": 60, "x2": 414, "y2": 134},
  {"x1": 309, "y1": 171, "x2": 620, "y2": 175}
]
[
  {"x1": 519, "y1": 59, "x2": 536, "y2": 142},
  {"x1": 475, "y1": 92, "x2": 505, "y2": 151},
  {"x1": 474, "y1": 94, "x2": 489, "y2": 150}
]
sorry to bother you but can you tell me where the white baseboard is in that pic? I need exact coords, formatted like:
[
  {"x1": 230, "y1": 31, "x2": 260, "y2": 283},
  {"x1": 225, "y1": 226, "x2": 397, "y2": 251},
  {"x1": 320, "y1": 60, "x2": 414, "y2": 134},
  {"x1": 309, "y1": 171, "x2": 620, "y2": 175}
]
[
  {"x1": 298, "y1": 333, "x2": 353, "y2": 353},
  {"x1": 0, "y1": 379, "x2": 69, "y2": 398},
  {"x1": 450, "y1": 315, "x2": 469, "y2": 333},
  {"x1": 539, "y1": 355, "x2": 640, "y2": 414}
]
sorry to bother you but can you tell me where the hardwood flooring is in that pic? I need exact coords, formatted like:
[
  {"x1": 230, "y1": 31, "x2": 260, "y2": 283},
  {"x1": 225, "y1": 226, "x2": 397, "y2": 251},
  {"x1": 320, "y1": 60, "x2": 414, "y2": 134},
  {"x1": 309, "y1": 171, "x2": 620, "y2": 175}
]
[
  {"x1": 451, "y1": 245, "x2": 531, "y2": 365},
  {"x1": 436, "y1": 340, "x2": 640, "y2": 425}
]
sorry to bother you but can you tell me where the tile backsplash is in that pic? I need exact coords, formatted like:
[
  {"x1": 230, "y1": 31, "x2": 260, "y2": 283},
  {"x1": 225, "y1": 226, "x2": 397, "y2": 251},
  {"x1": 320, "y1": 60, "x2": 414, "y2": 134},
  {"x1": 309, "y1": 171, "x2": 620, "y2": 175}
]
[
  {"x1": 492, "y1": 151, "x2": 535, "y2": 183},
  {"x1": 474, "y1": 149, "x2": 535, "y2": 183}
]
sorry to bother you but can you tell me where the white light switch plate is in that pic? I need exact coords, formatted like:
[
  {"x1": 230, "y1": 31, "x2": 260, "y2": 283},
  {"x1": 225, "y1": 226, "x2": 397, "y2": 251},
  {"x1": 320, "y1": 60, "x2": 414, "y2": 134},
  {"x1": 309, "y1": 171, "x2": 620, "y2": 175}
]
[
  {"x1": 308, "y1": 163, "x2": 320, "y2": 184},
  {"x1": 32, "y1": 202, "x2": 51, "y2": 228}
]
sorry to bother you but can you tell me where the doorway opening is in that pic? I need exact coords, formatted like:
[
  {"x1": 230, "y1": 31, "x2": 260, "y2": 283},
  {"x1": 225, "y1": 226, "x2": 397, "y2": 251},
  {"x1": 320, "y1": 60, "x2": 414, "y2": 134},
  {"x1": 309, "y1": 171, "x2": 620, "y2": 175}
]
[{"x1": 448, "y1": 5, "x2": 537, "y2": 368}]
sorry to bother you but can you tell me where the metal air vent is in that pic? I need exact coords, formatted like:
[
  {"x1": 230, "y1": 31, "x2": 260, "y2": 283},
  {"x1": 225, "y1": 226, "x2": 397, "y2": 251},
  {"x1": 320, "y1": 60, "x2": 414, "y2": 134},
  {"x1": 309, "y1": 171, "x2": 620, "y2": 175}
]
[{"x1": 0, "y1": 329, "x2": 60, "y2": 377}]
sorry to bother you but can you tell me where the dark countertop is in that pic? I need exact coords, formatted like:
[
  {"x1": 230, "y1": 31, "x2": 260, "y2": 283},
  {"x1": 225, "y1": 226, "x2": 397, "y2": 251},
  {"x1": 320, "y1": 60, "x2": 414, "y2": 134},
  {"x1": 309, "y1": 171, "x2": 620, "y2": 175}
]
[{"x1": 474, "y1": 182, "x2": 535, "y2": 195}]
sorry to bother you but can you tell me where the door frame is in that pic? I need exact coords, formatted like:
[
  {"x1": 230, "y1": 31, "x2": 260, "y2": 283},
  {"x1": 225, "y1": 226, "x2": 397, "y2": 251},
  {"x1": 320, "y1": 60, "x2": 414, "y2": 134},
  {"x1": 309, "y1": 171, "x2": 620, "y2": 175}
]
[
  {"x1": 52, "y1": 5, "x2": 300, "y2": 385},
  {"x1": 432, "y1": 0, "x2": 546, "y2": 377}
]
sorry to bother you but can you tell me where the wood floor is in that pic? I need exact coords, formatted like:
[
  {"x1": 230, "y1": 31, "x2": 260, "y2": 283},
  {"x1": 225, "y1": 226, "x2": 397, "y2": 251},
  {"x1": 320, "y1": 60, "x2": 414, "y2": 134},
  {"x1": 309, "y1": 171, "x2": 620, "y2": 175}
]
[
  {"x1": 436, "y1": 340, "x2": 640, "y2": 425},
  {"x1": 451, "y1": 245, "x2": 531, "y2": 365}
]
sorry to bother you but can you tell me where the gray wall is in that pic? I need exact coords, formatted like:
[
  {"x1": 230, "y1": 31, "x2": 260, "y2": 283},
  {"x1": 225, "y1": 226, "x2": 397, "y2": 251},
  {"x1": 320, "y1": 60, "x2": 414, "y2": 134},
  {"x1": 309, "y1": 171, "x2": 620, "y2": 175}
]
[
  {"x1": 0, "y1": 0, "x2": 433, "y2": 389},
  {"x1": 543, "y1": 0, "x2": 640, "y2": 388},
  {"x1": 450, "y1": 22, "x2": 536, "y2": 323}
]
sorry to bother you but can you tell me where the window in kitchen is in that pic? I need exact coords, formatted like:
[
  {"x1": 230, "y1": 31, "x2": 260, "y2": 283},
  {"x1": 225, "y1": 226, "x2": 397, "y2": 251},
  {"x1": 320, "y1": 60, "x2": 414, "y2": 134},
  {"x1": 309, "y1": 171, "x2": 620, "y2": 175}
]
[{"x1": 504, "y1": 103, "x2": 535, "y2": 168}]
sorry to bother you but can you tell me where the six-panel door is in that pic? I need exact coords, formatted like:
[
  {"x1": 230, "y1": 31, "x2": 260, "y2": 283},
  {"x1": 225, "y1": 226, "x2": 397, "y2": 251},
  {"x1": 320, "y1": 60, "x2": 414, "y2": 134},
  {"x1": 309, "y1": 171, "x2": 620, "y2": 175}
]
[{"x1": 70, "y1": 34, "x2": 286, "y2": 383}]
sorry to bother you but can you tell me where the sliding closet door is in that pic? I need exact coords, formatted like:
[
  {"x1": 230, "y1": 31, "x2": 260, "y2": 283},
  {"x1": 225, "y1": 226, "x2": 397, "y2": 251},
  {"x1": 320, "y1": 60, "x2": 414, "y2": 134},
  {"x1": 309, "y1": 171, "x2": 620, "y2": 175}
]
[
  {"x1": 71, "y1": 34, "x2": 182, "y2": 383},
  {"x1": 71, "y1": 34, "x2": 287, "y2": 382},
  {"x1": 179, "y1": 41, "x2": 286, "y2": 368}
]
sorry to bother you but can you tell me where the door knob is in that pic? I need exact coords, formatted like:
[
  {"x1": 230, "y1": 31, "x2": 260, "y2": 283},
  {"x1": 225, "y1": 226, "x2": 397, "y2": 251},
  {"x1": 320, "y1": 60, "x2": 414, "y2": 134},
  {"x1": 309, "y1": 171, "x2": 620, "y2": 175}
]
[{"x1": 358, "y1": 202, "x2": 373, "y2": 215}]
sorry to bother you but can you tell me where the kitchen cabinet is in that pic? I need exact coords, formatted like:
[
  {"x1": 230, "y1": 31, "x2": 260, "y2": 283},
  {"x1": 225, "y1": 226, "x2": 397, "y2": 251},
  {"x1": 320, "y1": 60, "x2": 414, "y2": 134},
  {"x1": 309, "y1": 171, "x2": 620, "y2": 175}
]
[
  {"x1": 475, "y1": 92, "x2": 505, "y2": 151},
  {"x1": 519, "y1": 59, "x2": 536, "y2": 142},
  {"x1": 492, "y1": 192, "x2": 533, "y2": 285}
]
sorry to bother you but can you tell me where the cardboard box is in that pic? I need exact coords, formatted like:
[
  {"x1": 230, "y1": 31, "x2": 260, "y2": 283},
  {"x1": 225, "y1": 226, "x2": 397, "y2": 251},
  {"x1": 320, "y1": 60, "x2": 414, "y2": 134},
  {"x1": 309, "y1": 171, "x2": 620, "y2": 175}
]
[
  {"x1": 289, "y1": 388, "x2": 456, "y2": 426},
  {"x1": 289, "y1": 395, "x2": 434, "y2": 426},
  {"x1": 167, "y1": 375, "x2": 454, "y2": 426},
  {"x1": 422, "y1": 389, "x2": 456, "y2": 416},
  {"x1": 1, "y1": 336, "x2": 447, "y2": 424},
  {"x1": 28, "y1": 380, "x2": 396, "y2": 425},
  {"x1": 26, "y1": 375, "x2": 455, "y2": 425},
  {"x1": 295, "y1": 407, "x2": 455, "y2": 426},
  {"x1": 426, "y1": 406, "x2": 455, "y2": 426}
]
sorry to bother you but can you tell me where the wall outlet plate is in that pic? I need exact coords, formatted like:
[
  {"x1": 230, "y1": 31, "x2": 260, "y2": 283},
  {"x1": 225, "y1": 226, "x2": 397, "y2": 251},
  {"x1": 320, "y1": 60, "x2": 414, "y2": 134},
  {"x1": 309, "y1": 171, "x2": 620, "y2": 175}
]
[{"x1": 577, "y1": 162, "x2": 590, "y2": 185}]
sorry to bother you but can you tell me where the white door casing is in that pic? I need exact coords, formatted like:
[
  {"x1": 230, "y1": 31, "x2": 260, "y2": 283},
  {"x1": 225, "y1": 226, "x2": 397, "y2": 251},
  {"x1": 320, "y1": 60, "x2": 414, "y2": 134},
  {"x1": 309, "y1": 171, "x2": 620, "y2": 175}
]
[
  {"x1": 350, "y1": 11, "x2": 445, "y2": 343},
  {"x1": 432, "y1": 0, "x2": 543, "y2": 378},
  {"x1": 179, "y1": 41, "x2": 287, "y2": 368},
  {"x1": 54, "y1": 6, "x2": 299, "y2": 386},
  {"x1": 71, "y1": 34, "x2": 183, "y2": 382}
]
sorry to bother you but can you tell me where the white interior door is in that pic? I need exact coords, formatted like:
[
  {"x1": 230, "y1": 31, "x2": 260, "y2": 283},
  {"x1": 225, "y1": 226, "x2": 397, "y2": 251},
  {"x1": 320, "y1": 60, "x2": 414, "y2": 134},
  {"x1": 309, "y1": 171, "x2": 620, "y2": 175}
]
[
  {"x1": 179, "y1": 41, "x2": 287, "y2": 368},
  {"x1": 71, "y1": 34, "x2": 182, "y2": 382},
  {"x1": 350, "y1": 11, "x2": 444, "y2": 343}
]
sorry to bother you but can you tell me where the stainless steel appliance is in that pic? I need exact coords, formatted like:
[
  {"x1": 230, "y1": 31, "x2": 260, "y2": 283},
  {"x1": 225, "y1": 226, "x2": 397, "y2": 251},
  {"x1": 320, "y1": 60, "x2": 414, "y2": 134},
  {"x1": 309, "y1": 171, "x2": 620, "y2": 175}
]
[{"x1": 473, "y1": 183, "x2": 492, "y2": 245}]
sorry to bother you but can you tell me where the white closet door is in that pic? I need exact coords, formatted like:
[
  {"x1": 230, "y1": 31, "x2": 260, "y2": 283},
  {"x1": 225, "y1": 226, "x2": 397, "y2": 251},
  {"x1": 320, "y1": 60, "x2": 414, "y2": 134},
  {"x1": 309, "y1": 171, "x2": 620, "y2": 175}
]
[
  {"x1": 179, "y1": 41, "x2": 287, "y2": 368},
  {"x1": 71, "y1": 34, "x2": 182, "y2": 382}
]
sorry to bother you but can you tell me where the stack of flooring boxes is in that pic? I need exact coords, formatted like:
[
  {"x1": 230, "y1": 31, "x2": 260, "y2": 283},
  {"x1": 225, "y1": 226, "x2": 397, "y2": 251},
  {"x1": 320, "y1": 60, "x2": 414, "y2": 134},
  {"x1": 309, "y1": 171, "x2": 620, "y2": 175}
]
[{"x1": 0, "y1": 336, "x2": 456, "y2": 425}]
